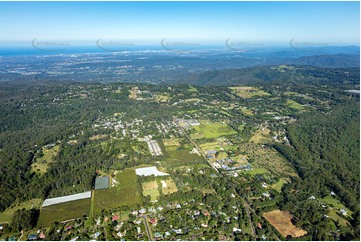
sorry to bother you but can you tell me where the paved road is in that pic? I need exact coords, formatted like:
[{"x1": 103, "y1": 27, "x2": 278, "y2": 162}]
[
  {"x1": 180, "y1": 127, "x2": 219, "y2": 173},
  {"x1": 141, "y1": 215, "x2": 153, "y2": 241}
]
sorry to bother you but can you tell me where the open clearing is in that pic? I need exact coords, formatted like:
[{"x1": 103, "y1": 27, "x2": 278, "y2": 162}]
[
  {"x1": 192, "y1": 120, "x2": 237, "y2": 139},
  {"x1": 31, "y1": 145, "x2": 60, "y2": 174},
  {"x1": 263, "y1": 209, "x2": 307, "y2": 238},
  {"x1": 238, "y1": 107, "x2": 254, "y2": 116},
  {"x1": 0, "y1": 198, "x2": 43, "y2": 224},
  {"x1": 128, "y1": 87, "x2": 138, "y2": 99},
  {"x1": 184, "y1": 98, "x2": 202, "y2": 103},
  {"x1": 38, "y1": 198, "x2": 90, "y2": 226},
  {"x1": 241, "y1": 143, "x2": 298, "y2": 177},
  {"x1": 161, "y1": 178, "x2": 178, "y2": 195},
  {"x1": 321, "y1": 196, "x2": 352, "y2": 226},
  {"x1": 142, "y1": 180, "x2": 159, "y2": 201},
  {"x1": 90, "y1": 134, "x2": 109, "y2": 141},
  {"x1": 249, "y1": 128, "x2": 271, "y2": 144},
  {"x1": 155, "y1": 94, "x2": 171, "y2": 102},
  {"x1": 229, "y1": 86, "x2": 271, "y2": 99},
  {"x1": 286, "y1": 99, "x2": 304, "y2": 110},
  {"x1": 270, "y1": 178, "x2": 289, "y2": 192},
  {"x1": 187, "y1": 86, "x2": 198, "y2": 92},
  {"x1": 164, "y1": 150, "x2": 204, "y2": 168},
  {"x1": 162, "y1": 138, "x2": 180, "y2": 147},
  {"x1": 94, "y1": 169, "x2": 141, "y2": 215}
]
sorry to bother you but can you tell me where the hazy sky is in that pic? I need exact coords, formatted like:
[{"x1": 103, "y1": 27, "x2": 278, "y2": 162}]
[{"x1": 0, "y1": 1, "x2": 359, "y2": 45}]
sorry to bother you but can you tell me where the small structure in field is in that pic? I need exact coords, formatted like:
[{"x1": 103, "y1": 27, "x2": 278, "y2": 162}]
[{"x1": 95, "y1": 176, "x2": 109, "y2": 190}]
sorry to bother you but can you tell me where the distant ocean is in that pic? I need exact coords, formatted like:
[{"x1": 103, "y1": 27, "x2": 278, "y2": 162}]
[
  {"x1": 0, "y1": 45, "x2": 228, "y2": 57},
  {"x1": 0, "y1": 46, "x2": 161, "y2": 56}
]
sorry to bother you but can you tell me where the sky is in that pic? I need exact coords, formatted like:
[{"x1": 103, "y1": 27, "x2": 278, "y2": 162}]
[{"x1": 0, "y1": 1, "x2": 359, "y2": 46}]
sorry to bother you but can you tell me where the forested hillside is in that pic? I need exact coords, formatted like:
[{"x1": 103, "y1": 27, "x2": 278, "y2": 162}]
[{"x1": 275, "y1": 101, "x2": 360, "y2": 240}]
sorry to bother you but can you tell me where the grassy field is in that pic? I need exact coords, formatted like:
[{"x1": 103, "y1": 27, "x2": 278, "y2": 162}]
[
  {"x1": 184, "y1": 98, "x2": 203, "y2": 103},
  {"x1": 238, "y1": 107, "x2": 254, "y2": 116},
  {"x1": 270, "y1": 178, "x2": 288, "y2": 192},
  {"x1": 192, "y1": 120, "x2": 237, "y2": 139},
  {"x1": 320, "y1": 196, "x2": 352, "y2": 226},
  {"x1": 199, "y1": 141, "x2": 220, "y2": 151},
  {"x1": 142, "y1": 180, "x2": 160, "y2": 201},
  {"x1": 229, "y1": 87, "x2": 271, "y2": 99},
  {"x1": 155, "y1": 94, "x2": 171, "y2": 102},
  {"x1": 89, "y1": 134, "x2": 109, "y2": 141},
  {"x1": 31, "y1": 145, "x2": 60, "y2": 174},
  {"x1": 244, "y1": 167, "x2": 269, "y2": 176},
  {"x1": 164, "y1": 150, "x2": 204, "y2": 168},
  {"x1": 232, "y1": 154, "x2": 249, "y2": 165},
  {"x1": 249, "y1": 128, "x2": 271, "y2": 144},
  {"x1": 187, "y1": 86, "x2": 198, "y2": 92},
  {"x1": 38, "y1": 198, "x2": 90, "y2": 226},
  {"x1": 94, "y1": 169, "x2": 141, "y2": 215},
  {"x1": 286, "y1": 99, "x2": 304, "y2": 110},
  {"x1": 217, "y1": 151, "x2": 228, "y2": 159},
  {"x1": 263, "y1": 209, "x2": 307, "y2": 238},
  {"x1": 162, "y1": 138, "x2": 180, "y2": 147},
  {"x1": 161, "y1": 178, "x2": 178, "y2": 195},
  {"x1": 0, "y1": 199, "x2": 43, "y2": 224}
]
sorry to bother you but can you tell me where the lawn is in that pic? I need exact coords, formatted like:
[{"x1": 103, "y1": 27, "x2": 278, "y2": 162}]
[
  {"x1": 161, "y1": 178, "x2": 178, "y2": 195},
  {"x1": 142, "y1": 180, "x2": 160, "y2": 201},
  {"x1": 270, "y1": 178, "x2": 288, "y2": 192},
  {"x1": 263, "y1": 209, "x2": 307, "y2": 238},
  {"x1": 0, "y1": 199, "x2": 43, "y2": 224},
  {"x1": 192, "y1": 120, "x2": 237, "y2": 139},
  {"x1": 38, "y1": 198, "x2": 90, "y2": 226},
  {"x1": 94, "y1": 169, "x2": 141, "y2": 215},
  {"x1": 31, "y1": 145, "x2": 60, "y2": 174},
  {"x1": 244, "y1": 168, "x2": 269, "y2": 176}
]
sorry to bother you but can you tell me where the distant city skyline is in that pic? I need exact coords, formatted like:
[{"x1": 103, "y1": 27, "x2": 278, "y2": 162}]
[{"x1": 0, "y1": 1, "x2": 359, "y2": 46}]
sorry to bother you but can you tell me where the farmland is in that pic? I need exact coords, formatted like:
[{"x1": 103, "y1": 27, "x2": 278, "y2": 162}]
[
  {"x1": 263, "y1": 209, "x2": 307, "y2": 238},
  {"x1": 94, "y1": 169, "x2": 141, "y2": 214},
  {"x1": 38, "y1": 198, "x2": 90, "y2": 226},
  {"x1": 192, "y1": 120, "x2": 237, "y2": 139},
  {"x1": 164, "y1": 150, "x2": 204, "y2": 168},
  {"x1": 162, "y1": 138, "x2": 180, "y2": 147}
]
